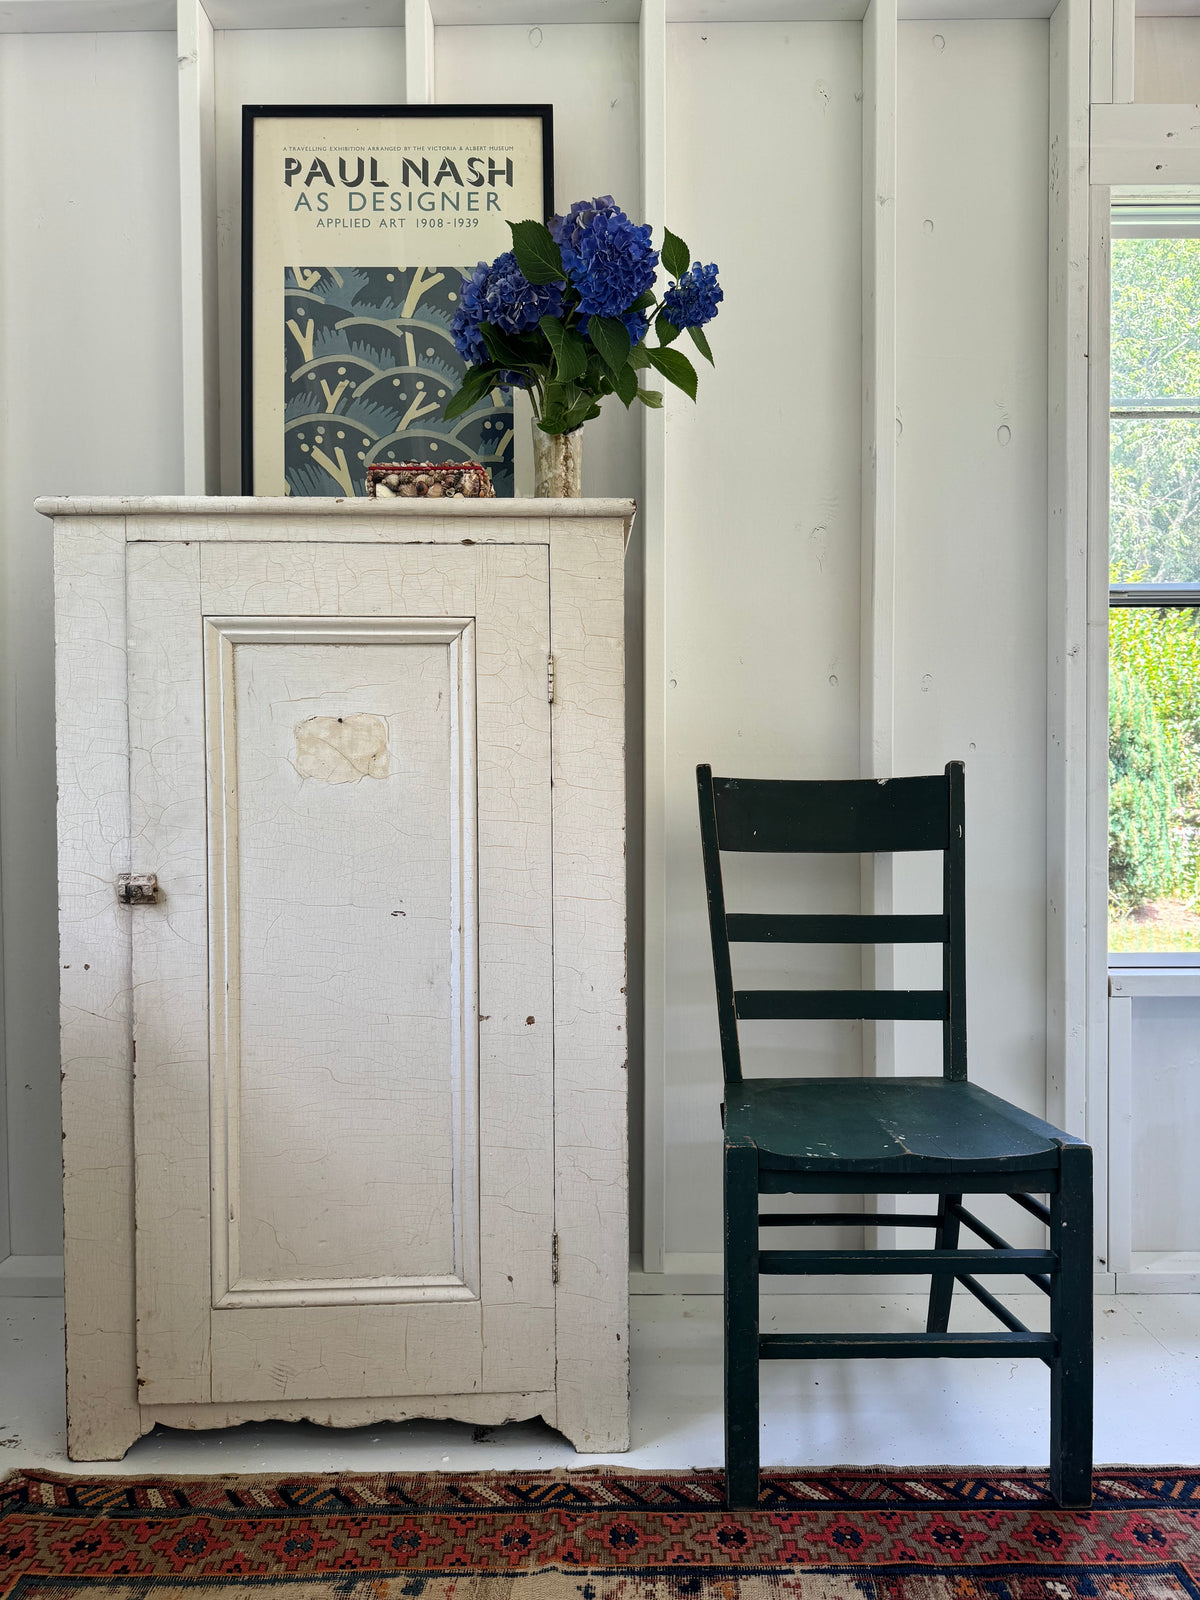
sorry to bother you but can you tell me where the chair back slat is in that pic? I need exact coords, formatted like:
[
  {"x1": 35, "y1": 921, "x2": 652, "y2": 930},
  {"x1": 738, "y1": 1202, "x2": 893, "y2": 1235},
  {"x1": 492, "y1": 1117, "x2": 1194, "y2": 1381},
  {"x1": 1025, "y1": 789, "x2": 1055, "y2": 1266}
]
[
  {"x1": 734, "y1": 989, "x2": 948, "y2": 1022},
  {"x1": 697, "y1": 761, "x2": 968, "y2": 1086},
  {"x1": 944, "y1": 759, "x2": 967, "y2": 1080},
  {"x1": 726, "y1": 913, "x2": 945, "y2": 944},
  {"x1": 713, "y1": 774, "x2": 948, "y2": 853}
]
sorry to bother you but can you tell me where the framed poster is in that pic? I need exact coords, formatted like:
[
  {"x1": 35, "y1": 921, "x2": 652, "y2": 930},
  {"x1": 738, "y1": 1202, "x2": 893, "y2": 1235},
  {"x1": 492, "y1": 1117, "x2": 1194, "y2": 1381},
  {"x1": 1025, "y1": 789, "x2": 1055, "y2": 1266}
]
[{"x1": 242, "y1": 104, "x2": 553, "y2": 497}]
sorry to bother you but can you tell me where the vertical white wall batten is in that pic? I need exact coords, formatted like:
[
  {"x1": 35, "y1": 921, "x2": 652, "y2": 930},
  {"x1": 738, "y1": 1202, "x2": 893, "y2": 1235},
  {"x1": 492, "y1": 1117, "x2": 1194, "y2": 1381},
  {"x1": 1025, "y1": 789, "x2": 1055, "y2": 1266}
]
[
  {"x1": 1111, "y1": 0, "x2": 1136, "y2": 103},
  {"x1": 860, "y1": 0, "x2": 898, "y2": 1089},
  {"x1": 1091, "y1": 0, "x2": 1135, "y2": 106},
  {"x1": 179, "y1": 0, "x2": 219, "y2": 492},
  {"x1": 1091, "y1": 0, "x2": 1113, "y2": 104},
  {"x1": 638, "y1": 0, "x2": 668, "y2": 1275},
  {"x1": 405, "y1": 0, "x2": 435, "y2": 105},
  {"x1": 1046, "y1": 0, "x2": 1092, "y2": 1148},
  {"x1": 1086, "y1": 192, "x2": 1113, "y2": 1277},
  {"x1": 0, "y1": 31, "x2": 183, "y2": 1284},
  {"x1": 861, "y1": 0, "x2": 898, "y2": 791}
]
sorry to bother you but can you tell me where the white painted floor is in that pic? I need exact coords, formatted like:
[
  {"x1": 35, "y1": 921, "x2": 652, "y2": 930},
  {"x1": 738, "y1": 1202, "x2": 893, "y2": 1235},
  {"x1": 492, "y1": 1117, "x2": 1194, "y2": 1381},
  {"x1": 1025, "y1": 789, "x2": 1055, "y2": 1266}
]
[{"x1": 1, "y1": 1292, "x2": 1198, "y2": 1475}]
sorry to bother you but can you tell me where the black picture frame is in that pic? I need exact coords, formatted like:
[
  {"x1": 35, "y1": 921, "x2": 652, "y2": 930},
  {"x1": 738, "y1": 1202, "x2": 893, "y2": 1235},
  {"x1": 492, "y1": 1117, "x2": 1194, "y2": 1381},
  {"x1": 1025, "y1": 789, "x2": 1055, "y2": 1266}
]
[{"x1": 241, "y1": 103, "x2": 554, "y2": 496}]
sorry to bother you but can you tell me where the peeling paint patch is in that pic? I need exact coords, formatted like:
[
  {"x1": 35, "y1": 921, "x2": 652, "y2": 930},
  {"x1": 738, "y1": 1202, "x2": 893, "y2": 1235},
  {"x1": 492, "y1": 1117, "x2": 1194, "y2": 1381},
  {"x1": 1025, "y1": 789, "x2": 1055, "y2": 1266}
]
[{"x1": 293, "y1": 713, "x2": 391, "y2": 783}]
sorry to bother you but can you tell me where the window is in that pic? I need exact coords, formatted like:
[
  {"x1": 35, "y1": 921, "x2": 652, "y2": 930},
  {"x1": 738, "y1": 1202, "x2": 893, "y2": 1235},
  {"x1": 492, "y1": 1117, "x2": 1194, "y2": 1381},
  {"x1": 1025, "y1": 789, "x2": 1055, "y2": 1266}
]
[{"x1": 1109, "y1": 208, "x2": 1200, "y2": 957}]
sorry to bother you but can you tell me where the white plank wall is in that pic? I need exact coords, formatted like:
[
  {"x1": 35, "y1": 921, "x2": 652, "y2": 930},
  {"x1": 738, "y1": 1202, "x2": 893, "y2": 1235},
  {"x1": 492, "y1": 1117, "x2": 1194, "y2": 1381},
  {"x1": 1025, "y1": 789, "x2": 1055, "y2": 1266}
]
[
  {"x1": 1134, "y1": 18, "x2": 1200, "y2": 104},
  {"x1": 0, "y1": 30, "x2": 184, "y2": 1272},
  {"x1": 2, "y1": 0, "x2": 1198, "y2": 1300},
  {"x1": 211, "y1": 27, "x2": 410, "y2": 495},
  {"x1": 888, "y1": 20, "x2": 1051, "y2": 1252},
  {"x1": 657, "y1": 21, "x2": 865, "y2": 1270}
]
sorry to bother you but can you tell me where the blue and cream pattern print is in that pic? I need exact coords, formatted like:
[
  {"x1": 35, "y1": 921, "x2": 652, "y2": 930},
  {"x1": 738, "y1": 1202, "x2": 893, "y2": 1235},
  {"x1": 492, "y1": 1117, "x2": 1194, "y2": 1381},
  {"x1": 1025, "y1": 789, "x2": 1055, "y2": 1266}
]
[{"x1": 283, "y1": 265, "x2": 513, "y2": 497}]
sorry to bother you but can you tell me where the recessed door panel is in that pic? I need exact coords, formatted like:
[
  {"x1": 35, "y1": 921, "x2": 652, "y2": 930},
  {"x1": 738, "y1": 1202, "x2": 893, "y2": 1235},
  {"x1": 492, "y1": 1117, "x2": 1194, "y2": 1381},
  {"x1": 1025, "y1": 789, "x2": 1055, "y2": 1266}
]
[{"x1": 208, "y1": 620, "x2": 476, "y2": 1305}]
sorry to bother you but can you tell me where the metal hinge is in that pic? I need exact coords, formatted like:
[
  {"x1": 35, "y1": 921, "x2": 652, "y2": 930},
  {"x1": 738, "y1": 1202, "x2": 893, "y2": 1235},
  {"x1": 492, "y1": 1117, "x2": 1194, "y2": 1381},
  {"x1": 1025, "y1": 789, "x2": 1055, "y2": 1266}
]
[
  {"x1": 551, "y1": 1231, "x2": 560, "y2": 1284},
  {"x1": 547, "y1": 656, "x2": 556, "y2": 704}
]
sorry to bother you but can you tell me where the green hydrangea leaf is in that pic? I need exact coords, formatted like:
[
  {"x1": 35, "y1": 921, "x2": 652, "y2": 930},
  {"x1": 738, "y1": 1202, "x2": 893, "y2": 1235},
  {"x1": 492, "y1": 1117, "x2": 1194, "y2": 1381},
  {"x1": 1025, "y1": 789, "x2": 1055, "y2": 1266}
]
[
  {"x1": 614, "y1": 362, "x2": 638, "y2": 408},
  {"x1": 645, "y1": 344, "x2": 698, "y2": 401},
  {"x1": 588, "y1": 314, "x2": 632, "y2": 378},
  {"x1": 661, "y1": 228, "x2": 690, "y2": 280},
  {"x1": 479, "y1": 321, "x2": 531, "y2": 369},
  {"x1": 509, "y1": 219, "x2": 565, "y2": 285},
  {"x1": 443, "y1": 364, "x2": 503, "y2": 422},
  {"x1": 637, "y1": 387, "x2": 664, "y2": 408},
  {"x1": 539, "y1": 377, "x2": 579, "y2": 430},
  {"x1": 688, "y1": 324, "x2": 714, "y2": 365},
  {"x1": 561, "y1": 388, "x2": 600, "y2": 431},
  {"x1": 539, "y1": 315, "x2": 588, "y2": 382},
  {"x1": 656, "y1": 315, "x2": 681, "y2": 347}
]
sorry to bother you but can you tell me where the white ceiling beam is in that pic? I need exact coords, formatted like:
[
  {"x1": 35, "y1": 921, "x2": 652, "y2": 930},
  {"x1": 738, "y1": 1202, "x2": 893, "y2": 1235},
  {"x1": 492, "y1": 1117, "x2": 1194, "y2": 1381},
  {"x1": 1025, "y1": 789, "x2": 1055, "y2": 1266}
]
[{"x1": 0, "y1": 0, "x2": 172, "y2": 30}]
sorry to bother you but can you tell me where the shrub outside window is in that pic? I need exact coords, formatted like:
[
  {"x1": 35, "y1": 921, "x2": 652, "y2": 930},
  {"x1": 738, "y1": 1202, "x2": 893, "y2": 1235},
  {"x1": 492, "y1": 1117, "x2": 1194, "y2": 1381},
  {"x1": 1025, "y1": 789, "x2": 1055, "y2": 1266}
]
[{"x1": 1109, "y1": 216, "x2": 1200, "y2": 958}]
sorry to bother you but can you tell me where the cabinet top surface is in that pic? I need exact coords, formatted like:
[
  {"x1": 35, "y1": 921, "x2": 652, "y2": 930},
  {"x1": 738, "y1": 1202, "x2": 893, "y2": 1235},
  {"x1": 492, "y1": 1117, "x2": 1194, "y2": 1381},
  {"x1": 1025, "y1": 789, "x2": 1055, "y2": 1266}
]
[{"x1": 36, "y1": 495, "x2": 636, "y2": 524}]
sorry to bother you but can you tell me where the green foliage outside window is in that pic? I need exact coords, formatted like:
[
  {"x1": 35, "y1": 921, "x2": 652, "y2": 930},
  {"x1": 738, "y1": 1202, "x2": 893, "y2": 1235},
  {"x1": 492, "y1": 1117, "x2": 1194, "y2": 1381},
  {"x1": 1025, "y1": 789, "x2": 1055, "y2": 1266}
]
[
  {"x1": 1109, "y1": 660, "x2": 1180, "y2": 909},
  {"x1": 1109, "y1": 237, "x2": 1200, "y2": 950},
  {"x1": 1109, "y1": 606, "x2": 1200, "y2": 925}
]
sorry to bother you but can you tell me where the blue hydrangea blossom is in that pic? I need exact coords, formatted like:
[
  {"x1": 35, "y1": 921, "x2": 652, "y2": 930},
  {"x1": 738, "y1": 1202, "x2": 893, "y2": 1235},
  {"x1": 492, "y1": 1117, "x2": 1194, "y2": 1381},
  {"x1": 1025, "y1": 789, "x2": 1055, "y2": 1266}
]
[
  {"x1": 558, "y1": 206, "x2": 659, "y2": 321},
  {"x1": 548, "y1": 196, "x2": 620, "y2": 251},
  {"x1": 661, "y1": 261, "x2": 724, "y2": 332},
  {"x1": 621, "y1": 310, "x2": 650, "y2": 347},
  {"x1": 450, "y1": 251, "x2": 565, "y2": 372}
]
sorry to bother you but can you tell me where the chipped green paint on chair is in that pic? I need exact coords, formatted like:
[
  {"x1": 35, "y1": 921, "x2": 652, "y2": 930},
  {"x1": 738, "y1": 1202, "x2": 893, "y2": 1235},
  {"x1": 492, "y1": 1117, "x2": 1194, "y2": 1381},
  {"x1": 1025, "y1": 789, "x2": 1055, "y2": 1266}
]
[{"x1": 697, "y1": 761, "x2": 1093, "y2": 1511}]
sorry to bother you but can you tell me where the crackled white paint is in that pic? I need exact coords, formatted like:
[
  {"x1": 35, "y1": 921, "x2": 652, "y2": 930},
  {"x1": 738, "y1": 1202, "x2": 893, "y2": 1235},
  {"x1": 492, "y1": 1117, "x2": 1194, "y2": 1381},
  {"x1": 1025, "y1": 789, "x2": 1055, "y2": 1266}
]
[{"x1": 46, "y1": 498, "x2": 630, "y2": 1460}]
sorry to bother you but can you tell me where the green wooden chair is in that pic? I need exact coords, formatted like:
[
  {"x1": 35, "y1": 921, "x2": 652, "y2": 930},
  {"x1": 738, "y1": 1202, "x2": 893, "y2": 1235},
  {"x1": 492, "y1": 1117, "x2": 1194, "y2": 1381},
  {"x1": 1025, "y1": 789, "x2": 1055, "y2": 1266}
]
[{"x1": 697, "y1": 760, "x2": 1093, "y2": 1510}]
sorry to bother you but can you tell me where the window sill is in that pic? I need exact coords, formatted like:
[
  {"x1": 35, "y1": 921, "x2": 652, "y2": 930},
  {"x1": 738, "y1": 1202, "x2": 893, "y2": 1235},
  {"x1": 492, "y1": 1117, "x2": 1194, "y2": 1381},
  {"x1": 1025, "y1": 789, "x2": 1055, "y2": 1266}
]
[{"x1": 1109, "y1": 967, "x2": 1200, "y2": 996}]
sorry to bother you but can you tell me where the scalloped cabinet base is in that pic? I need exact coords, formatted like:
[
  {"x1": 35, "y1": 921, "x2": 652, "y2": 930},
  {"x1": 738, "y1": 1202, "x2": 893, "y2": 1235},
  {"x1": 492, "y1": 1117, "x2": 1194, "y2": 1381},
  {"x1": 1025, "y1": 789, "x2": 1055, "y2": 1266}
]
[{"x1": 44, "y1": 496, "x2": 632, "y2": 1462}]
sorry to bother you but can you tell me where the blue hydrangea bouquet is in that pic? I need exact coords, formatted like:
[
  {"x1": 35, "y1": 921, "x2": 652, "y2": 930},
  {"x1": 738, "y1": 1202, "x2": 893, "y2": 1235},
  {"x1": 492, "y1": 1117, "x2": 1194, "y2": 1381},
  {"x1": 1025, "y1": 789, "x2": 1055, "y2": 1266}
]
[{"x1": 444, "y1": 196, "x2": 722, "y2": 449}]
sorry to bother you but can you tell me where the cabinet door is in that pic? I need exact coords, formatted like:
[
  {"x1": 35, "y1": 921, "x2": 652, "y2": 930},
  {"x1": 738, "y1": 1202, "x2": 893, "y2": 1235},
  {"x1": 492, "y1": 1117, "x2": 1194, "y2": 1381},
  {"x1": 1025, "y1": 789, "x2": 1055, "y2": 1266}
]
[{"x1": 128, "y1": 540, "x2": 555, "y2": 1407}]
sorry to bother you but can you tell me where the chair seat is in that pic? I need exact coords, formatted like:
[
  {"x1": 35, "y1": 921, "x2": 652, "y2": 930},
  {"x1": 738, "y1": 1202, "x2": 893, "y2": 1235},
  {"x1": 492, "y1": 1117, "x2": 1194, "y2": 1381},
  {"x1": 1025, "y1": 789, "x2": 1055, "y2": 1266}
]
[{"x1": 724, "y1": 1076, "x2": 1064, "y2": 1173}]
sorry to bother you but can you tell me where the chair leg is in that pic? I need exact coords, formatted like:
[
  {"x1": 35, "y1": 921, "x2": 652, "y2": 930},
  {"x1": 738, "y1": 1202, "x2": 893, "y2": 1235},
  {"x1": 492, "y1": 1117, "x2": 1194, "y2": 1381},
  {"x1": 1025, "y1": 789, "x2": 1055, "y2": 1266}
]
[
  {"x1": 1050, "y1": 1143, "x2": 1093, "y2": 1508},
  {"x1": 724, "y1": 1140, "x2": 760, "y2": 1509},
  {"x1": 926, "y1": 1193, "x2": 961, "y2": 1333}
]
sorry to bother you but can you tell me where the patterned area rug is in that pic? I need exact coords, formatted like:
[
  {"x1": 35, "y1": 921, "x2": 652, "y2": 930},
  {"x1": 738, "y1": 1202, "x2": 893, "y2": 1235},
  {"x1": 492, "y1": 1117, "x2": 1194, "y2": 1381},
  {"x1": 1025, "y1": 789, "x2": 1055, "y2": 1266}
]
[{"x1": 2, "y1": 1468, "x2": 1200, "y2": 1599}]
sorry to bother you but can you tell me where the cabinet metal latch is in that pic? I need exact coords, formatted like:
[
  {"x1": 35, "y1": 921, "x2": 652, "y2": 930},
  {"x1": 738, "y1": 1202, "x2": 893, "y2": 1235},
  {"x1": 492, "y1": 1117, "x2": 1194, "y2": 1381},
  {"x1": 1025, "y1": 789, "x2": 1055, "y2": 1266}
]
[{"x1": 117, "y1": 873, "x2": 159, "y2": 906}]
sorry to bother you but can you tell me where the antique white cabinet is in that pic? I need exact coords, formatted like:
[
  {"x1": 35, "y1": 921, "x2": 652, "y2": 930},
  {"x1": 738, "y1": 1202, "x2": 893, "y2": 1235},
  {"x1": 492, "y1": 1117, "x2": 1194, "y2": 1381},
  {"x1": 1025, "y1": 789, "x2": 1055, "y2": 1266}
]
[{"x1": 42, "y1": 496, "x2": 631, "y2": 1462}]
